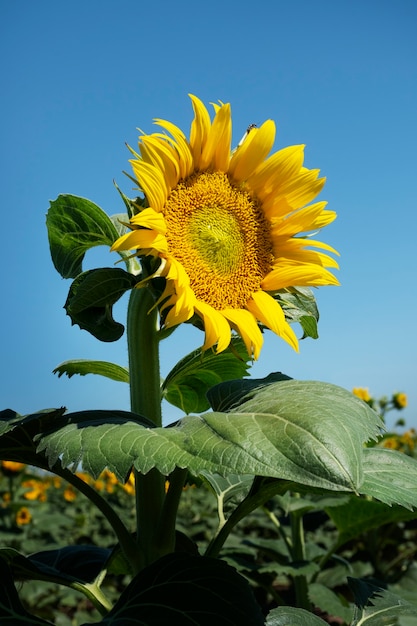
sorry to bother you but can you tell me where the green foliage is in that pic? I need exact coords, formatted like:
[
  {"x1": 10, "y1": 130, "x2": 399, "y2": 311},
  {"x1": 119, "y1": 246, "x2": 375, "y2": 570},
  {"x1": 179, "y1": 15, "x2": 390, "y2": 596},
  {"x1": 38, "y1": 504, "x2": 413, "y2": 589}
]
[
  {"x1": 64, "y1": 268, "x2": 139, "y2": 342},
  {"x1": 46, "y1": 195, "x2": 121, "y2": 279},
  {"x1": 274, "y1": 287, "x2": 319, "y2": 340},
  {"x1": 98, "y1": 553, "x2": 265, "y2": 625},
  {"x1": 349, "y1": 578, "x2": 417, "y2": 625},
  {"x1": 53, "y1": 360, "x2": 130, "y2": 383},
  {"x1": 29, "y1": 379, "x2": 392, "y2": 497},
  {"x1": 162, "y1": 338, "x2": 251, "y2": 414}
]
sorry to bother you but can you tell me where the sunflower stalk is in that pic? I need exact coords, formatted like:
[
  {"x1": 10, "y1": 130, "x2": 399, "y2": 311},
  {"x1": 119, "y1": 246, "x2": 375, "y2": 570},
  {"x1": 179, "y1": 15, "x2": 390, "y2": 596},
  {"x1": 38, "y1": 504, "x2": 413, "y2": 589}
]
[{"x1": 127, "y1": 286, "x2": 167, "y2": 569}]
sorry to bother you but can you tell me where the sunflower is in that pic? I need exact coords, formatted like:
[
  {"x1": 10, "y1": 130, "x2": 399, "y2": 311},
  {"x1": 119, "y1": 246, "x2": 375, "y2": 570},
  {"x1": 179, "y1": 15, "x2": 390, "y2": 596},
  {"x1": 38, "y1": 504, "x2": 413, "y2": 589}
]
[
  {"x1": 111, "y1": 95, "x2": 339, "y2": 358},
  {"x1": 15, "y1": 506, "x2": 32, "y2": 526}
]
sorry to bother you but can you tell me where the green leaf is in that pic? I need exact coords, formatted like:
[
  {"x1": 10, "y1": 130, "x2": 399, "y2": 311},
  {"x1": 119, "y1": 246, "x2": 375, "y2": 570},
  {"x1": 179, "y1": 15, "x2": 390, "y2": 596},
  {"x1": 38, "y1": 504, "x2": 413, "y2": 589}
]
[
  {"x1": 389, "y1": 563, "x2": 417, "y2": 609},
  {"x1": 326, "y1": 496, "x2": 417, "y2": 547},
  {"x1": 0, "y1": 546, "x2": 110, "y2": 586},
  {"x1": 266, "y1": 606, "x2": 327, "y2": 625},
  {"x1": 349, "y1": 577, "x2": 417, "y2": 625},
  {"x1": 299, "y1": 314, "x2": 319, "y2": 339},
  {"x1": 37, "y1": 381, "x2": 381, "y2": 492},
  {"x1": 65, "y1": 268, "x2": 138, "y2": 342},
  {"x1": 207, "y1": 372, "x2": 293, "y2": 413},
  {"x1": 46, "y1": 194, "x2": 120, "y2": 279},
  {"x1": 308, "y1": 582, "x2": 353, "y2": 623},
  {"x1": 0, "y1": 408, "x2": 66, "y2": 470},
  {"x1": 98, "y1": 553, "x2": 264, "y2": 625},
  {"x1": 162, "y1": 338, "x2": 251, "y2": 414},
  {"x1": 360, "y1": 448, "x2": 417, "y2": 510},
  {"x1": 0, "y1": 557, "x2": 53, "y2": 624},
  {"x1": 53, "y1": 360, "x2": 129, "y2": 383}
]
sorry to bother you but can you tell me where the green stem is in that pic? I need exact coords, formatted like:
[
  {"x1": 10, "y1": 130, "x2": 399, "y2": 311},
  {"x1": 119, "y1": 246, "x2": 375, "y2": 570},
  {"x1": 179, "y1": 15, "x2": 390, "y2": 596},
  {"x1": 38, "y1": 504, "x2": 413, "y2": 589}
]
[
  {"x1": 290, "y1": 508, "x2": 311, "y2": 611},
  {"x1": 55, "y1": 465, "x2": 140, "y2": 572},
  {"x1": 71, "y1": 580, "x2": 113, "y2": 615},
  {"x1": 205, "y1": 478, "x2": 291, "y2": 558},
  {"x1": 156, "y1": 467, "x2": 188, "y2": 554},
  {"x1": 127, "y1": 286, "x2": 166, "y2": 568}
]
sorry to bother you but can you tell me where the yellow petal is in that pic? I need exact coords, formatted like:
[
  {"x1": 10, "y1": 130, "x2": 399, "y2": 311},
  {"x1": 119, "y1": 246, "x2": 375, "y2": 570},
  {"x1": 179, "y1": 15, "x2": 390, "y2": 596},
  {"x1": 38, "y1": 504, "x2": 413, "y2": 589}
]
[
  {"x1": 130, "y1": 160, "x2": 168, "y2": 212},
  {"x1": 247, "y1": 145, "x2": 305, "y2": 199},
  {"x1": 199, "y1": 103, "x2": 231, "y2": 171},
  {"x1": 194, "y1": 301, "x2": 231, "y2": 353},
  {"x1": 110, "y1": 229, "x2": 168, "y2": 253},
  {"x1": 139, "y1": 135, "x2": 180, "y2": 192},
  {"x1": 262, "y1": 262, "x2": 340, "y2": 291},
  {"x1": 222, "y1": 308, "x2": 263, "y2": 360},
  {"x1": 265, "y1": 169, "x2": 325, "y2": 211},
  {"x1": 229, "y1": 119, "x2": 275, "y2": 182},
  {"x1": 154, "y1": 119, "x2": 194, "y2": 179},
  {"x1": 246, "y1": 291, "x2": 299, "y2": 352},
  {"x1": 189, "y1": 94, "x2": 211, "y2": 168},
  {"x1": 270, "y1": 203, "x2": 330, "y2": 238},
  {"x1": 130, "y1": 208, "x2": 167, "y2": 234},
  {"x1": 163, "y1": 288, "x2": 195, "y2": 327}
]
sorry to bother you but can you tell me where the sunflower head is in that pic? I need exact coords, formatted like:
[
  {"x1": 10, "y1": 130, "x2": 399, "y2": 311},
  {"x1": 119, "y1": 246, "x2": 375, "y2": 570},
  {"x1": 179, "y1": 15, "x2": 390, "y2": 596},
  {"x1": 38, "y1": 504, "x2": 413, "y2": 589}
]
[{"x1": 112, "y1": 95, "x2": 339, "y2": 358}]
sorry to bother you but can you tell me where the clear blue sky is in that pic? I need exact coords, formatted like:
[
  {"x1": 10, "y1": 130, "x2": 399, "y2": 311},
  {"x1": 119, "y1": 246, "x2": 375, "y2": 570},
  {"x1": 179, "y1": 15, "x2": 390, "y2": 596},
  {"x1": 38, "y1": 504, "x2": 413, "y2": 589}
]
[{"x1": 1, "y1": 0, "x2": 416, "y2": 429}]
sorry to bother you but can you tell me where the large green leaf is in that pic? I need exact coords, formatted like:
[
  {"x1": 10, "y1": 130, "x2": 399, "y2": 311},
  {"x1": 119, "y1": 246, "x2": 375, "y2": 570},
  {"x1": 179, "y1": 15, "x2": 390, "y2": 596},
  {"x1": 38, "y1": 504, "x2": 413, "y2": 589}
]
[
  {"x1": 266, "y1": 606, "x2": 327, "y2": 625},
  {"x1": 349, "y1": 577, "x2": 417, "y2": 625},
  {"x1": 46, "y1": 194, "x2": 120, "y2": 279},
  {"x1": 0, "y1": 408, "x2": 66, "y2": 469},
  {"x1": 53, "y1": 360, "x2": 129, "y2": 383},
  {"x1": 326, "y1": 496, "x2": 417, "y2": 547},
  {"x1": 0, "y1": 558, "x2": 53, "y2": 625},
  {"x1": 36, "y1": 381, "x2": 381, "y2": 492},
  {"x1": 64, "y1": 268, "x2": 138, "y2": 341},
  {"x1": 98, "y1": 553, "x2": 264, "y2": 625},
  {"x1": 0, "y1": 546, "x2": 110, "y2": 586},
  {"x1": 162, "y1": 338, "x2": 251, "y2": 414},
  {"x1": 360, "y1": 448, "x2": 417, "y2": 510},
  {"x1": 308, "y1": 582, "x2": 353, "y2": 623}
]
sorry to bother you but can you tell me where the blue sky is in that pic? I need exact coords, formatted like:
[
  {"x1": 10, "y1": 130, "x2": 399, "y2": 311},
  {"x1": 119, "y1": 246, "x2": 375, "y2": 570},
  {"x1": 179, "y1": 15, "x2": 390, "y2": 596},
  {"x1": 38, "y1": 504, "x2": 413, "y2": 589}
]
[{"x1": 1, "y1": 0, "x2": 416, "y2": 429}]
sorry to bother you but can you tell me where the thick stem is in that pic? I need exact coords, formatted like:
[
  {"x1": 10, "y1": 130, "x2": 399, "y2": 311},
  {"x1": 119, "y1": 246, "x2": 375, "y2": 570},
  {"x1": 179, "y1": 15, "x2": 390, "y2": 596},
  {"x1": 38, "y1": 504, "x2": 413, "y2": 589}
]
[
  {"x1": 127, "y1": 287, "x2": 166, "y2": 568},
  {"x1": 290, "y1": 508, "x2": 311, "y2": 611}
]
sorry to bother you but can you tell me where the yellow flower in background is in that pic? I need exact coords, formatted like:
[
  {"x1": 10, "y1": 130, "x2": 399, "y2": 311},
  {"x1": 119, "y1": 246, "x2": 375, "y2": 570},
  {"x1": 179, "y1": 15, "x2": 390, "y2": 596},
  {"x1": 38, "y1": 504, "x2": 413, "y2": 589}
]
[
  {"x1": 393, "y1": 392, "x2": 407, "y2": 409},
  {"x1": 122, "y1": 472, "x2": 135, "y2": 496},
  {"x1": 1, "y1": 461, "x2": 26, "y2": 473},
  {"x1": 63, "y1": 486, "x2": 77, "y2": 502},
  {"x1": 22, "y1": 479, "x2": 48, "y2": 502},
  {"x1": 16, "y1": 506, "x2": 32, "y2": 526},
  {"x1": 111, "y1": 95, "x2": 339, "y2": 358},
  {"x1": 352, "y1": 387, "x2": 372, "y2": 403}
]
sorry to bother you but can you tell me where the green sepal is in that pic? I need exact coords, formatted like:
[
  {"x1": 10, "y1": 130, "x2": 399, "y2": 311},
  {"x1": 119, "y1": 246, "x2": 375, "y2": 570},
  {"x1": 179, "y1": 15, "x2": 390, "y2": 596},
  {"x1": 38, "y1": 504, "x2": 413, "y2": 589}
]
[
  {"x1": 275, "y1": 286, "x2": 319, "y2": 340},
  {"x1": 46, "y1": 194, "x2": 120, "y2": 279},
  {"x1": 64, "y1": 267, "x2": 139, "y2": 342}
]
